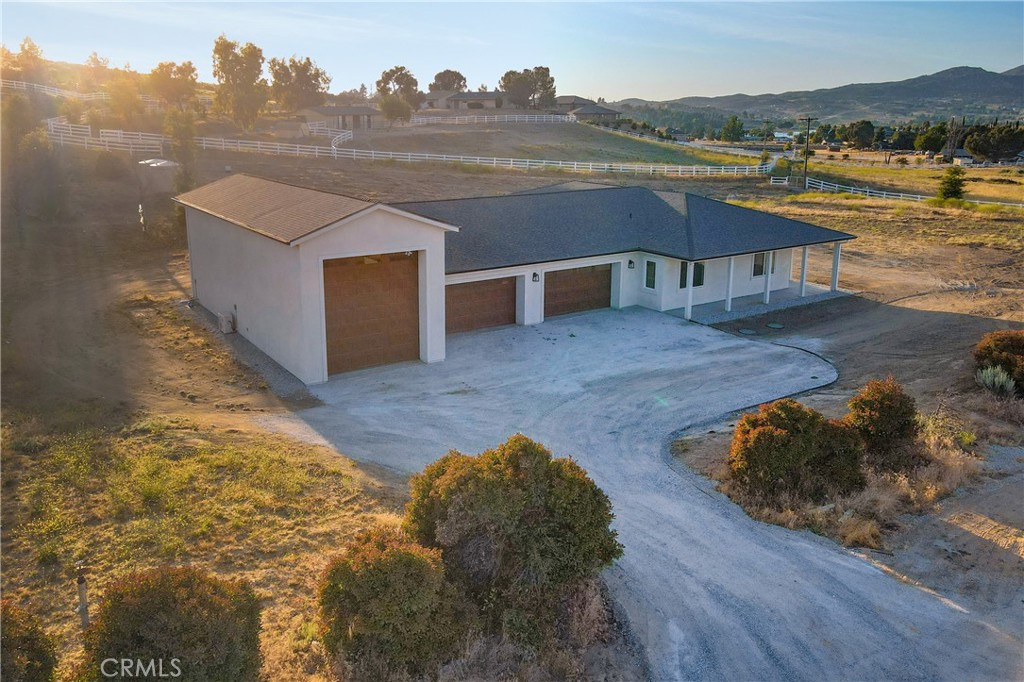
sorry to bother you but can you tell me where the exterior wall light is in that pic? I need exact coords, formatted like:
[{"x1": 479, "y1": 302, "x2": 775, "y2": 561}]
[
  {"x1": 532, "y1": 272, "x2": 540, "y2": 282},
  {"x1": 627, "y1": 260, "x2": 635, "y2": 269}
]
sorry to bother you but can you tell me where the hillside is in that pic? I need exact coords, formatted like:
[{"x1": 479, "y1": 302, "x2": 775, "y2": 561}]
[{"x1": 615, "y1": 66, "x2": 1024, "y2": 123}]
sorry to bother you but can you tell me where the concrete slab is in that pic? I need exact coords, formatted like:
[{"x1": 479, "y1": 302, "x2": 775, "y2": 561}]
[{"x1": 258, "y1": 307, "x2": 1020, "y2": 681}]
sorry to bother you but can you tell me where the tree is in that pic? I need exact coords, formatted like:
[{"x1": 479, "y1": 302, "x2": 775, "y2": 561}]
[
  {"x1": 914, "y1": 122, "x2": 947, "y2": 152},
  {"x1": 212, "y1": 34, "x2": 268, "y2": 131},
  {"x1": 477, "y1": 83, "x2": 488, "y2": 92},
  {"x1": 844, "y1": 119, "x2": 875, "y2": 149},
  {"x1": 15, "y1": 37, "x2": 46, "y2": 83},
  {"x1": 1, "y1": 600, "x2": 57, "y2": 682},
  {"x1": 528, "y1": 65, "x2": 556, "y2": 108},
  {"x1": 149, "y1": 61, "x2": 197, "y2": 110},
  {"x1": 164, "y1": 108, "x2": 197, "y2": 193},
  {"x1": 376, "y1": 65, "x2": 421, "y2": 108},
  {"x1": 107, "y1": 75, "x2": 142, "y2": 125},
  {"x1": 937, "y1": 165, "x2": 967, "y2": 199},
  {"x1": 498, "y1": 70, "x2": 533, "y2": 108},
  {"x1": 965, "y1": 123, "x2": 1024, "y2": 161},
  {"x1": 379, "y1": 94, "x2": 412, "y2": 127},
  {"x1": 429, "y1": 69, "x2": 467, "y2": 93},
  {"x1": 268, "y1": 55, "x2": 331, "y2": 111},
  {"x1": 720, "y1": 115, "x2": 744, "y2": 142}
]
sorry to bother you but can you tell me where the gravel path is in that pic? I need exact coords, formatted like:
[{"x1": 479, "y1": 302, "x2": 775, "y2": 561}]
[{"x1": 260, "y1": 307, "x2": 1021, "y2": 681}]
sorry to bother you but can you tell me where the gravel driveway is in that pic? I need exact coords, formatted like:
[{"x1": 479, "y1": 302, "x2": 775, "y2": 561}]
[{"x1": 275, "y1": 307, "x2": 1020, "y2": 681}]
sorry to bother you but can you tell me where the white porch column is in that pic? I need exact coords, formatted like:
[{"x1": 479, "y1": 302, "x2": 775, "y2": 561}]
[
  {"x1": 683, "y1": 260, "x2": 695, "y2": 320},
  {"x1": 831, "y1": 242, "x2": 842, "y2": 292},
  {"x1": 725, "y1": 256, "x2": 735, "y2": 312},
  {"x1": 762, "y1": 251, "x2": 774, "y2": 304},
  {"x1": 799, "y1": 246, "x2": 809, "y2": 297}
]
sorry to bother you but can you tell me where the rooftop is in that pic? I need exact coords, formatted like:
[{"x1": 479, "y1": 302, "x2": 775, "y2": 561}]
[{"x1": 448, "y1": 91, "x2": 505, "y2": 100}]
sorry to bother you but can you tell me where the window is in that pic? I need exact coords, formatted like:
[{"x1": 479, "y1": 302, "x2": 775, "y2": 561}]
[
  {"x1": 753, "y1": 252, "x2": 776, "y2": 277},
  {"x1": 644, "y1": 260, "x2": 657, "y2": 290},
  {"x1": 679, "y1": 262, "x2": 705, "y2": 288}
]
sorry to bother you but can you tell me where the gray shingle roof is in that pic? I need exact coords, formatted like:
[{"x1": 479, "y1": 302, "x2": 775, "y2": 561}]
[
  {"x1": 396, "y1": 187, "x2": 853, "y2": 274},
  {"x1": 448, "y1": 91, "x2": 505, "y2": 100},
  {"x1": 569, "y1": 104, "x2": 621, "y2": 116}
]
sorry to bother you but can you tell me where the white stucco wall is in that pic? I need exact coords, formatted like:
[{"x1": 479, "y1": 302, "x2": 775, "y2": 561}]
[{"x1": 185, "y1": 207, "x2": 306, "y2": 379}]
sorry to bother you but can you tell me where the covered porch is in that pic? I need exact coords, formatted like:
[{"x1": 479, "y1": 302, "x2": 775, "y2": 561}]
[{"x1": 669, "y1": 282, "x2": 846, "y2": 325}]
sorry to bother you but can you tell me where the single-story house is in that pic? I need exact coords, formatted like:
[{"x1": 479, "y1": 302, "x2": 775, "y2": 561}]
[
  {"x1": 553, "y1": 95, "x2": 595, "y2": 113},
  {"x1": 447, "y1": 91, "x2": 512, "y2": 110},
  {"x1": 952, "y1": 148, "x2": 974, "y2": 166},
  {"x1": 175, "y1": 176, "x2": 854, "y2": 384},
  {"x1": 569, "y1": 103, "x2": 621, "y2": 123},
  {"x1": 422, "y1": 90, "x2": 458, "y2": 110},
  {"x1": 299, "y1": 105, "x2": 382, "y2": 130}
]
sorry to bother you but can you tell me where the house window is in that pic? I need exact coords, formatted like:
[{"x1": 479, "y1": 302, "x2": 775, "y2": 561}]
[
  {"x1": 753, "y1": 252, "x2": 776, "y2": 277},
  {"x1": 679, "y1": 262, "x2": 705, "y2": 288},
  {"x1": 644, "y1": 260, "x2": 657, "y2": 290}
]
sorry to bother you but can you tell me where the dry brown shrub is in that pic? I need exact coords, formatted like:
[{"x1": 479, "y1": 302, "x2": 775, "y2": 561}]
[
  {"x1": 559, "y1": 579, "x2": 612, "y2": 650},
  {"x1": 837, "y1": 516, "x2": 882, "y2": 548}
]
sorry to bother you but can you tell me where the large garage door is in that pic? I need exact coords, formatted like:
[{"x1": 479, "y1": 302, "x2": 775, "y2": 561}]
[
  {"x1": 544, "y1": 264, "x2": 612, "y2": 318},
  {"x1": 446, "y1": 277, "x2": 517, "y2": 334},
  {"x1": 323, "y1": 252, "x2": 419, "y2": 375}
]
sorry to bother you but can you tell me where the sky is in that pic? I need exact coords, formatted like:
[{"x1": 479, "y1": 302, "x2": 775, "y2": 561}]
[{"x1": 2, "y1": 2, "x2": 1022, "y2": 101}]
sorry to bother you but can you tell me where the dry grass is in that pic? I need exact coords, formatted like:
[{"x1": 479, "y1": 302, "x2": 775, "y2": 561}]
[{"x1": 806, "y1": 161, "x2": 1024, "y2": 204}]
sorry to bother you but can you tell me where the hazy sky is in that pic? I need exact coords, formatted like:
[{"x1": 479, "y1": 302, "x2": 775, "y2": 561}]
[{"x1": 2, "y1": 2, "x2": 1021, "y2": 101}]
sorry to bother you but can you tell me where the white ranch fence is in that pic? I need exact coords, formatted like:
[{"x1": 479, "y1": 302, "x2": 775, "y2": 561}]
[
  {"x1": 45, "y1": 116, "x2": 164, "y2": 153},
  {"x1": 306, "y1": 122, "x2": 354, "y2": 145},
  {"x1": 409, "y1": 114, "x2": 575, "y2": 126},
  {"x1": 591, "y1": 125, "x2": 768, "y2": 160},
  {"x1": 805, "y1": 176, "x2": 1024, "y2": 208},
  {"x1": 2, "y1": 79, "x2": 214, "y2": 107}
]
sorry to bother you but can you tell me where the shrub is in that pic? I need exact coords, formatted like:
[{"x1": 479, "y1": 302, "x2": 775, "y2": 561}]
[
  {"x1": 976, "y1": 365, "x2": 1017, "y2": 398},
  {"x1": 404, "y1": 434, "x2": 623, "y2": 645},
  {"x1": 937, "y1": 165, "x2": 967, "y2": 199},
  {"x1": 79, "y1": 566, "x2": 261, "y2": 682},
  {"x1": 1, "y1": 601, "x2": 57, "y2": 682},
  {"x1": 973, "y1": 329, "x2": 1024, "y2": 387},
  {"x1": 845, "y1": 377, "x2": 919, "y2": 468},
  {"x1": 94, "y1": 151, "x2": 129, "y2": 180},
  {"x1": 318, "y1": 525, "x2": 466, "y2": 675},
  {"x1": 728, "y1": 399, "x2": 865, "y2": 502}
]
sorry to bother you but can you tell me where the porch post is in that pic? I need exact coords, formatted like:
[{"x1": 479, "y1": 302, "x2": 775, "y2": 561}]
[
  {"x1": 725, "y1": 257, "x2": 735, "y2": 312},
  {"x1": 831, "y1": 242, "x2": 842, "y2": 292},
  {"x1": 684, "y1": 260, "x2": 695, "y2": 321},
  {"x1": 762, "y1": 251, "x2": 773, "y2": 304},
  {"x1": 799, "y1": 246, "x2": 809, "y2": 297}
]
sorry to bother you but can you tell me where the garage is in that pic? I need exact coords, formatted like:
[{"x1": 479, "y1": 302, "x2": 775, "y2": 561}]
[
  {"x1": 445, "y1": 277, "x2": 517, "y2": 334},
  {"x1": 323, "y1": 252, "x2": 419, "y2": 374},
  {"x1": 544, "y1": 264, "x2": 612, "y2": 318}
]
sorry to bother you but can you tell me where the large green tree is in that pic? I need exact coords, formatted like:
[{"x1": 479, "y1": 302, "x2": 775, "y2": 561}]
[
  {"x1": 148, "y1": 61, "x2": 197, "y2": 110},
  {"x1": 937, "y1": 165, "x2": 967, "y2": 200},
  {"x1": 965, "y1": 123, "x2": 1024, "y2": 161},
  {"x1": 914, "y1": 122, "x2": 947, "y2": 153},
  {"x1": 428, "y1": 69, "x2": 467, "y2": 93},
  {"x1": 720, "y1": 115, "x2": 744, "y2": 142},
  {"x1": 498, "y1": 69, "x2": 533, "y2": 108},
  {"x1": 498, "y1": 67, "x2": 556, "y2": 109},
  {"x1": 379, "y1": 93, "x2": 413, "y2": 127},
  {"x1": 212, "y1": 34, "x2": 268, "y2": 131},
  {"x1": 268, "y1": 55, "x2": 331, "y2": 111},
  {"x1": 376, "y1": 65, "x2": 421, "y2": 108},
  {"x1": 843, "y1": 119, "x2": 875, "y2": 149}
]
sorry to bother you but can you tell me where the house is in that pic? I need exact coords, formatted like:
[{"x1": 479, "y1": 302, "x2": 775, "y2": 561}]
[
  {"x1": 952, "y1": 149, "x2": 974, "y2": 165},
  {"x1": 422, "y1": 90, "x2": 458, "y2": 110},
  {"x1": 447, "y1": 91, "x2": 511, "y2": 110},
  {"x1": 175, "y1": 176, "x2": 854, "y2": 384},
  {"x1": 299, "y1": 105, "x2": 381, "y2": 130},
  {"x1": 569, "y1": 104, "x2": 621, "y2": 123},
  {"x1": 553, "y1": 95, "x2": 595, "y2": 113}
]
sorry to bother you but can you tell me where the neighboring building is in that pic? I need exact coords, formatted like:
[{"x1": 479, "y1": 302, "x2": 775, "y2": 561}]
[
  {"x1": 299, "y1": 105, "x2": 382, "y2": 130},
  {"x1": 553, "y1": 95, "x2": 595, "y2": 113},
  {"x1": 176, "y1": 176, "x2": 854, "y2": 384},
  {"x1": 569, "y1": 104, "x2": 621, "y2": 123},
  {"x1": 447, "y1": 91, "x2": 512, "y2": 110},
  {"x1": 422, "y1": 90, "x2": 459, "y2": 110},
  {"x1": 952, "y1": 149, "x2": 975, "y2": 165}
]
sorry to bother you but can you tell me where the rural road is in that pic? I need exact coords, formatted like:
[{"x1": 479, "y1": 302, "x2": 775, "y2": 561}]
[{"x1": 263, "y1": 308, "x2": 1022, "y2": 681}]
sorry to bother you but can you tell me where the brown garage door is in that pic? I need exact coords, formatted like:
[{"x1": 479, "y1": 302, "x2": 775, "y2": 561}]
[
  {"x1": 323, "y1": 252, "x2": 419, "y2": 375},
  {"x1": 446, "y1": 277, "x2": 517, "y2": 334},
  {"x1": 544, "y1": 265, "x2": 612, "y2": 318}
]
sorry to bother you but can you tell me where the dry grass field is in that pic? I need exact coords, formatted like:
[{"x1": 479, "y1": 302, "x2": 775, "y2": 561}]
[{"x1": 805, "y1": 160, "x2": 1024, "y2": 204}]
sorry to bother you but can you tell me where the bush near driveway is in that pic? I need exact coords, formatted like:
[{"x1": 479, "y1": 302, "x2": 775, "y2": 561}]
[
  {"x1": 404, "y1": 434, "x2": 623, "y2": 645},
  {"x1": 728, "y1": 399, "x2": 866, "y2": 503},
  {"x1": 317, "y1": 525, "x2": 468, "y2": 676},
  {"x1": 77, "y1": 566, "x2": 261, "y2": 682},
  {"x1": 974, "y1": 330, "x2": 1024, "y2": 389},
  {"x1": 0, "y1": 600, "x2": 57, "y2": 682},
  {"x1": 846, "y1": 377, "x2": 920, "y2": 470}
]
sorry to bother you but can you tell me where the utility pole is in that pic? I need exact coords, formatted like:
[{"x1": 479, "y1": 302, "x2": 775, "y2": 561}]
[{"x1": 799, "y1": 116, "x2": 818, "y2": 188}]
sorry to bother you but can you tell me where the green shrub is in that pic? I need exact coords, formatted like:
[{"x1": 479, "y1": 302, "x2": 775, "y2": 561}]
[
  {"x1": 1, "y1": 600, "x2": 57, "y2": 682},
  {"x1": 976, "y1": 365, "x2": 1017, "y2": 398},
  {"x1": 937, "y1": 165, "x2": 967, "y2": 199},
  {"x1": 404, "y1": 434, "x2": 622, "y2": 645},
  {"x1": 974, "y1": 329, "x2": 1024, "y2": 387},
  {"x1": 318, "y1": 525, "x2": 466, "y2": 674},
  {"x1": 728, "y1": 399, "x2": 865, "y2": 502},
  {"x1": 79, "y1": 566, "x2": 261, "y2": 682},
  {"x1": 845, "y1": 377, "x2": 919, "y2": 468},
  {"x1": 94, "y1": 152, "x2": 129, "y2": 180}
]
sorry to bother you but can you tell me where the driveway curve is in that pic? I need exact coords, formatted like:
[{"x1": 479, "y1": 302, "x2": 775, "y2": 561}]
[{"x1": 273, "y1": 307, "x2": 1020, "y2": 681}]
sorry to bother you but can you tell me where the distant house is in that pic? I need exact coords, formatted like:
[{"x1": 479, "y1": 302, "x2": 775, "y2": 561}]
[
  {"x1": 447, "y1": 91, "x2": 512, "y2": 110},
  {"x1": 422, "y1": 90, "x2": 458, "y2": 110},
  {"x1": 569, "y1": 104, "x2": 621, "y2": 123},
  {"x1": 299, "y1": 105, "x2": 382, "y2": 130},
  {"x1": 553, "y1": 95, "x2": 595, "y2": 113},
  {"x1": 952, "y1": 149, "x2": 974, "y2": 165}
]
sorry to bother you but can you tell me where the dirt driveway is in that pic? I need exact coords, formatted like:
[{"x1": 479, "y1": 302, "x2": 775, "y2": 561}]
[{"x1": 258, "y1": 307, "x2": 1019, "y2": 681}]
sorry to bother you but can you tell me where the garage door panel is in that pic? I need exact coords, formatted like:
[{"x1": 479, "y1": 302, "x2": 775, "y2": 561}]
[
  {"x1": 324, "y1": 252, "x2": 419, "y2": 375},
  {"x1": 446, "y1": 277, "x2": 517, "y2": 334},
  {"x1": 544, "y1": 265, "x2": 612, "y2": 317}
]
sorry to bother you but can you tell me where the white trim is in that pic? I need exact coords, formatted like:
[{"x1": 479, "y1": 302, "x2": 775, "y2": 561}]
[
  {"x1": 291, "y1": 204, "x2": 458, "y2": 246},
  {"x1": 725, "y1": 256, "x2": 735, "y2": 312},
  {"x1": 643, "y1": 258, "x2": 658, "y2": 291},
  {"x1": 799, "y1": 246, "x2": 808, "y2": 297},
  {"x1": 444, "y1": 252, "x2": 641, "y2": 285}
]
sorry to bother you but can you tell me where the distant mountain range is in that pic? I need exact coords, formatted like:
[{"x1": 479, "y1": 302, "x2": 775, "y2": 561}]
[{"x1": 613, "y1": 66, "x2": 1024, "y2": 124}]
